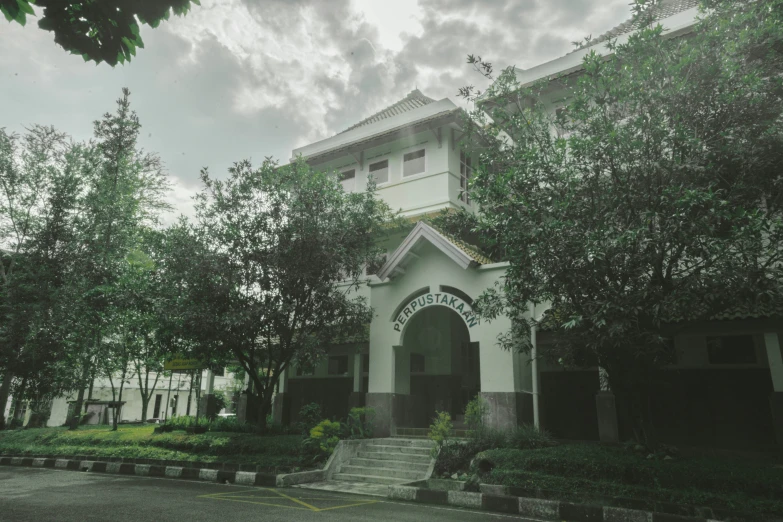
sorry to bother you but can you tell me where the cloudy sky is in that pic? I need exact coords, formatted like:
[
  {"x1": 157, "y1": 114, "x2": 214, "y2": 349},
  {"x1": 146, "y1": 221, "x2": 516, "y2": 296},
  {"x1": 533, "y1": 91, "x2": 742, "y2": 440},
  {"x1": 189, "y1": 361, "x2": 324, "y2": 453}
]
[{"x1": 0, "y1": 0, "x2": 631, "y2": 221}]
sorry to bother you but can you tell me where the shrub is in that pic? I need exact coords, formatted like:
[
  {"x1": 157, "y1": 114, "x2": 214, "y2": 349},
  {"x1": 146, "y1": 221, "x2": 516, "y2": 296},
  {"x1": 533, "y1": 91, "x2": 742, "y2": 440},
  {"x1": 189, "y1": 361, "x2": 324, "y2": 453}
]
[
  {"x1": 464, "y1": 395, "x2": 488, "y2": 430},
  {"x1": 344, "y1": 407, "x2": 375, "y2": 439},
  {"x1": 468, "y1": 426, "x2": 508, "y2": 453},
  {"x1": 507, "y1": 423, "x2": 556, "y2": 450},
  {"x1": 307, "y1": 419, "x2": 341, "y2": 456},
  {"x1": 428, "y1": 411, "x2": 452, "y2": 457},
  {"x1": 434, "y1": 440, "x2": 474, "y2": 475},
  {"x1": 297, "y1": 402, "x2": 322, "y2": 436}
]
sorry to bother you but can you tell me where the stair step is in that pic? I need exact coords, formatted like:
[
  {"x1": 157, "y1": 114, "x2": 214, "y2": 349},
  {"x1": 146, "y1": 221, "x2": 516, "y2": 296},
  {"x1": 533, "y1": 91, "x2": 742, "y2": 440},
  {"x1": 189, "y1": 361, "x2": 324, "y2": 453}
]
[
  {"x1": 363, "y1": 444, "x2": 431, "y2": 456},
  {"x1": 372, "y1": 438, "x2": 434, "y2": 449},
  {"x1": 356, "y1": 451, "x2": 431, "y2": 464},
  {"x1": 333, "y1": 473, "x2": 409, "y2": 485},
  {"x1": 340, "y1": 465, "x2": 423, "y2": 480},
  {"x1": 348, "y1": 458, "x2": 430, "y2": 472}
]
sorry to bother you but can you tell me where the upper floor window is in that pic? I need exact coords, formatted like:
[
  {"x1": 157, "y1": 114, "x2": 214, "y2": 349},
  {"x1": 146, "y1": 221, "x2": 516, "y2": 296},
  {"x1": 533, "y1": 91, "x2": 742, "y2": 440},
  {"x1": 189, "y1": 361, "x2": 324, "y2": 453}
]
[
  {"x1": 459, "y1": 151, "x2": 472, "y2": 205},
  {"x1": 403, "y1": 149, "x2": 425, "y2": 177},
  {"x1": 340, "y1": 169, "x2": 355, "y2": 191},
  {"x1": 368, "y1": 159, "x2": 389, "y2": 185},
  {"x1": 328, "y1": 355, "x2": 349, "y2": 376},
  {"x1": 706, "y1": 335, "x2": 757, "y2": 364}
]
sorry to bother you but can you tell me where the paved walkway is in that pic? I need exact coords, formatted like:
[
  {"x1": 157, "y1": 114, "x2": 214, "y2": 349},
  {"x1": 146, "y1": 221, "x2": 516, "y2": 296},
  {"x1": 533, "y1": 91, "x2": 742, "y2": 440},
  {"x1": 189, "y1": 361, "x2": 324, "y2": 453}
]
[
  {"x1": 0, "y1": 467, "x2": 542, "y2": 521},
  {"x1": 294, "y1": 480, "x2": 391, "y2": 497}
]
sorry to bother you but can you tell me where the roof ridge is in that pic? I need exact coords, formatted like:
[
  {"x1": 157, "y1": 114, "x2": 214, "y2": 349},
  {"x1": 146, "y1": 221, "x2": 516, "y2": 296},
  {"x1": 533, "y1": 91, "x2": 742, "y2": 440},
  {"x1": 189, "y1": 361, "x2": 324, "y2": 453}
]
[
  {"x1": 423, "y1": 219, "x2": 494, "y2": 265},
  {"x1": 572, "y1": 0, "x2": 698, "y2": 53},
  {"x1": 337, "y1": 89, "x2": 438, "y2": 135}
]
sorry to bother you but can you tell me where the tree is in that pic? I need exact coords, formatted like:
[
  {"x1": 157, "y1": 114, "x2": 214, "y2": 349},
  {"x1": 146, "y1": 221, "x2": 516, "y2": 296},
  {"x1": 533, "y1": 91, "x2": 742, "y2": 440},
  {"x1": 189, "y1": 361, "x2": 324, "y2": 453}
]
[
  {"x1": 65, "y1": 87, "x2": 171, "y2": 429},
  {"x1": 1, "y1": 0, "x2": 201, "y2": 66},
  {"x1": 0, "y1": 125, "x2": 88, "y2": 429},
  {"x1": 462, "y1": 0, "x2": 783, "y2": 448},
  {"x1": 172, "y1": 158, "x2": 394, "y2": 430}
]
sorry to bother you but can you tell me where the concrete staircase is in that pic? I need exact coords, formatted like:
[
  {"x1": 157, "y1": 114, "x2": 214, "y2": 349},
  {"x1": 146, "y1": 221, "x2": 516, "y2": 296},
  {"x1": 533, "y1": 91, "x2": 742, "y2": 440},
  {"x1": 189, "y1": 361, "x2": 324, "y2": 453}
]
[{"x1": 332, "y1": 438, "x2": 434, "y2": 485}]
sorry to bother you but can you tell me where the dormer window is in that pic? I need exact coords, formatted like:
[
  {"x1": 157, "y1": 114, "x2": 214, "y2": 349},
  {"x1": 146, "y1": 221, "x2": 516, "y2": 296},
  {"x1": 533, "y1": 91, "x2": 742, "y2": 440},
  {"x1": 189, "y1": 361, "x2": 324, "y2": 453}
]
[
  {"x1": 368, "y1": 160, "x2": 389, "y2": 185},
  {"x1": 340, "y1": 169, "x2": 355, "y2": 191},
  {"x1": 403, "y1": 149, "x2": 425, "y2": 177},
  {"x1": 459, "y1": 151, "x2": 472, "y2": 205}
]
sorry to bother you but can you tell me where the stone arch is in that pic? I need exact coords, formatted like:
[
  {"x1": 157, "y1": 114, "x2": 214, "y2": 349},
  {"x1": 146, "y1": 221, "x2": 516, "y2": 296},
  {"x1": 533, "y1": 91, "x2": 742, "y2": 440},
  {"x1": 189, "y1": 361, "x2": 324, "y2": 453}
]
[{"x1": 392, "y1": 289, "x2": 479, "y2": 345}]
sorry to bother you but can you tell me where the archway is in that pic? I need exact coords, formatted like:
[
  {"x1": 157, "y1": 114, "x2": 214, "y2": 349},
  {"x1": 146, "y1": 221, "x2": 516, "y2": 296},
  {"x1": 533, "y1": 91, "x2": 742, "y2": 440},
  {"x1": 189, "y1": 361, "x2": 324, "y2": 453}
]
[{"x1": 397, "y1": 305, "x2": 480, "y2": 427}]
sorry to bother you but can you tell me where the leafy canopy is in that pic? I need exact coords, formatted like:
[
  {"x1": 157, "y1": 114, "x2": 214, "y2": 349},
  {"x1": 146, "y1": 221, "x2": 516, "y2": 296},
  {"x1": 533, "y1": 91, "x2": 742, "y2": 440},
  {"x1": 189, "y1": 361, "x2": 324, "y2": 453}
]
[{"x1": 0, "y1": 0, "x2": 201, "y2": 66}]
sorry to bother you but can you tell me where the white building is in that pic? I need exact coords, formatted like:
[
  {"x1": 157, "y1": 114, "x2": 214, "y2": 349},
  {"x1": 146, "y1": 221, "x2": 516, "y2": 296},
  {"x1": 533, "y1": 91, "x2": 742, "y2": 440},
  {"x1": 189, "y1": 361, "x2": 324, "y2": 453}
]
[{"x1": 272, "y1": 0, "x2": 783, "y2": 450}]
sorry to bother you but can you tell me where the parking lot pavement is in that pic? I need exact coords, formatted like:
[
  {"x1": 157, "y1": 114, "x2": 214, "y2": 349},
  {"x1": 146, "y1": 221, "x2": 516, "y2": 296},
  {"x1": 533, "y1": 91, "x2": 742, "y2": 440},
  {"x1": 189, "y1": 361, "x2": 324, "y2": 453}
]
[{"x1": 0, "y1": 467, "x2": 543, "y2": 522}]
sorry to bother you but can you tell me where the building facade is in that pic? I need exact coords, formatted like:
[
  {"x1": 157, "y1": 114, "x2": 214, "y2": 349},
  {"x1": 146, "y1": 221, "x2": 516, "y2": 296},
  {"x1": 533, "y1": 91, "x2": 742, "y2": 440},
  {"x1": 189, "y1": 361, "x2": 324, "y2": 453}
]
[{"x1": 275, "y1": 0, "x2": 783, "y2": 449}]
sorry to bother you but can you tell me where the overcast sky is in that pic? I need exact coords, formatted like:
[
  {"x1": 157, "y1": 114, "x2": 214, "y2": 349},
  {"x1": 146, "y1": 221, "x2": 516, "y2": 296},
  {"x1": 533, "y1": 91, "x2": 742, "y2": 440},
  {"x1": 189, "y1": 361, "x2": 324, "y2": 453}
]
[{"x1": 0, "y1": 0, "x2": 631, "y2": 222}]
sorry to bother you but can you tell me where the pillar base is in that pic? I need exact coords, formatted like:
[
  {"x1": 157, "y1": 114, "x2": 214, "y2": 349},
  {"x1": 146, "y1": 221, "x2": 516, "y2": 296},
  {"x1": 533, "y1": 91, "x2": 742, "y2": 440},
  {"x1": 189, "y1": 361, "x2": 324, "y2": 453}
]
[
  {"x1": 480, "y1": 392, "x2": 522, "y2": 430},
  {"x1": 771, "y1": 392, "x2": 783, "y2": 446},
  {"x1": 595, "y1": 391, "x2": 620, "y2": 443},
  {"x1": 236, "y1": 393, "x2": 259, "y2": 425},
  {"x1": 272, "y1": 392, "x2": 290, "y2": 426},
  {"x1": 366, "y1": 393, "x2": 415, "y2": 437}
]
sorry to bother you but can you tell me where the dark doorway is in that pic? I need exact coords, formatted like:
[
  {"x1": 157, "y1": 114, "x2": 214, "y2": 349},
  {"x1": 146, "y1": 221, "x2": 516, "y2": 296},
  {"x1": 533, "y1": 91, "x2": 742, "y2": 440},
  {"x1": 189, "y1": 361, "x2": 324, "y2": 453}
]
[{"x1": 153, "y1": 394, "x2": 162, "y2": 418}]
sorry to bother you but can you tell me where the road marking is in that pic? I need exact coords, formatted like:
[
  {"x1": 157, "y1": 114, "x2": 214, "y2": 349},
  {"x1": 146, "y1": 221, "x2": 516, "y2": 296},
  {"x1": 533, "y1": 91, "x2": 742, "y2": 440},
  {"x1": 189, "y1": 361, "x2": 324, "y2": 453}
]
[{"x1": 198, "y1": 488, "x2": 379, "y2": 512}]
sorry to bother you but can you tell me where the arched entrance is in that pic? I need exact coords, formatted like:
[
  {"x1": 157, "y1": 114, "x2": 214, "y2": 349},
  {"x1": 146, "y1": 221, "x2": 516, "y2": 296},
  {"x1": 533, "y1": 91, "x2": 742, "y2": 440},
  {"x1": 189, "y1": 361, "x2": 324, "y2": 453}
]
[{"x1": 396, "y1": 304, "x2": 480, "y2": 427}]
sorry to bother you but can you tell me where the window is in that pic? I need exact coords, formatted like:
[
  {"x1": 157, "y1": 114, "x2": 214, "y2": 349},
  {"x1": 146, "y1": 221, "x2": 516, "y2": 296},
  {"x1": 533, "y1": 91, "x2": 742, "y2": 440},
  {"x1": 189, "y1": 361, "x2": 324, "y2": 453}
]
[
  {"x1": 459, "y1": 151, "x2": 472, "y2": 205},
  {"x1": 362, "y1": 354, "x2": 370, "y2": 373},
  {"x1": 706, "y1": 336, "x2": 757, "y2": 364},
  {"x1": 555, "y1": 106, "x2": 571, "y2": 139},
  {"x1": 328, "y1": 355, "x2": 349, "y2": 375},
  {"x1": 212, "y1": 367, "x2": 225, "y2": 377},
  {"x1": 340, "y1": 169, "x2": 355, "y2": 191},
  {"x1": 410, "y1": 353, "x2": 425, "y2": 373},
  {"x1": 403, "y1": 149, "x2": 425, "y2": 177},
  {"x1": 368, "y1": 159, "x2": 389, "y2": 184}
]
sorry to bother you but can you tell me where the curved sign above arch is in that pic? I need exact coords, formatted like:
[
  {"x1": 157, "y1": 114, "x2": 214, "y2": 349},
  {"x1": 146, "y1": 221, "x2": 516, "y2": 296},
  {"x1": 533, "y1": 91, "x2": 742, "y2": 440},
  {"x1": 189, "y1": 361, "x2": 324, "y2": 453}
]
[{"x1": 392, "y1": 290, "x2": 479, "y2": 332}]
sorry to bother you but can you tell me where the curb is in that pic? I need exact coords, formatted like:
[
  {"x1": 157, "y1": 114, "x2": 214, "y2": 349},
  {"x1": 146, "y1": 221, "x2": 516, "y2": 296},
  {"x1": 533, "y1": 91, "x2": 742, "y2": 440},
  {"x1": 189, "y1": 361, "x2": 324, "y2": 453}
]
[
  {"x1": 0, "y1": 456, "x2": 278, "y2": 487},
  {"x1": 388, "y1": 483, "x2": 782, "y2": 522}
]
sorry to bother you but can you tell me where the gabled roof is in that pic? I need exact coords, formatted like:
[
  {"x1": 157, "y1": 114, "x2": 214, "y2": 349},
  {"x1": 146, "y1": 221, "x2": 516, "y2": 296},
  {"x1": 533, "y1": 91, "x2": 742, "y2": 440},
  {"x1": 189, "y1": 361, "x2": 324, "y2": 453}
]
[
  {"x1": 338, "y1": 89, "x2": 437, "y2": 135},
  {"x1": 377, "y1": 221, "x2": 493, "y2": 281},
  {"x1": 574, "y1": 0, "x2": 698, "y2": 52}
]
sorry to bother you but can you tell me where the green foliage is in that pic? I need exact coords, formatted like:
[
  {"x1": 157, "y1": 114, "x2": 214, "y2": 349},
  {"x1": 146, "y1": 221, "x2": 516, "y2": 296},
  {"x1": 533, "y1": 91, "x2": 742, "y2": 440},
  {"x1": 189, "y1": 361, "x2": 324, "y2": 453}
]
[
  {"x1": 343, "y1": 407, "x2": 376, "y2": 439},
  {"x1": 0, "y1": 425, "x2": 307, "y2": 471},
  {"x1": 460, "y1": 0, "x2": 783, "y2": 447},
  {"x1": 306, "y1": 419, "x2": 341, "y2": 456},
  {"x1": 428, "y1": 411, "x2": 453, "y2": 456},
  {"x1": 464, "y1": 395, "x2": 488, "y2": 430},
  {"x1": 506, "y1": 424, "x2": 556, "y2": 450},
  {"x1": 0, "y1": 0, "x2": 201, "y2": 66},
  {"x1": 297, "y1": 402, "x2": 322, "y2": 436}
]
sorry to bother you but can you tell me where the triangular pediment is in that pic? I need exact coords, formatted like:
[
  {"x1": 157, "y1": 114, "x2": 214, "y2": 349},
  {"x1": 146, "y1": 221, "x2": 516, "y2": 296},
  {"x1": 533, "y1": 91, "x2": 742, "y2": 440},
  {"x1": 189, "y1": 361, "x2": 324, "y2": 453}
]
[{"x1": 377, "y1": 221, "x2": 489, "y2": 281}]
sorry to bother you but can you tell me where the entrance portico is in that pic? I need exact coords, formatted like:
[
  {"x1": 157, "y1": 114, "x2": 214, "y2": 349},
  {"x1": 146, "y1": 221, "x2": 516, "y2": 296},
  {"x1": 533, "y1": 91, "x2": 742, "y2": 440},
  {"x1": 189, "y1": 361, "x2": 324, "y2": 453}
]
[{"x1": 365, "y1": 222, "x2": 530, "y2": 436}]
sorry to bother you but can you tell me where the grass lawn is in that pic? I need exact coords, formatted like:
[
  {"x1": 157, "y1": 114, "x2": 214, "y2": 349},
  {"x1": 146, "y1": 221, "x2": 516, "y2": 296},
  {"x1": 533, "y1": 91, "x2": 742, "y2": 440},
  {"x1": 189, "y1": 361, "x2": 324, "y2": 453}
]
[
  {"x1": 0, "y1": 425, "x2": 310, "y2": 472},
  {"x1": 438, "y1": 442, "x2": 783, "y2": 518}
]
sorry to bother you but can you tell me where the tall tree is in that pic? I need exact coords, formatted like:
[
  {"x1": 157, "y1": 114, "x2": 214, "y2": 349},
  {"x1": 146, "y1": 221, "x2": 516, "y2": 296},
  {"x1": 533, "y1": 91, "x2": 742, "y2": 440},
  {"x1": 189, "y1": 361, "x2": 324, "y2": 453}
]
[
  {"x1": 1, "y1": 0, "x2": 201, "y2": 66},
  {"x1": 66, "y1": 88, "x2": 171, "y2": 429},
  {"x1": 173, "y1": 158, "x2": 395, "y2": 430},
  {"x1": 462, "y1": 0, "x2": 783, "y2": 447}
]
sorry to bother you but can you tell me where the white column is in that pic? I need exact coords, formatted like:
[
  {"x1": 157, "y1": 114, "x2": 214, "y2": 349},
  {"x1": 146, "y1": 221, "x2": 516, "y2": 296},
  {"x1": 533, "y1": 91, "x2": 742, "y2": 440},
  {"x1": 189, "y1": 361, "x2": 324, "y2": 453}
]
[
  {"x1": 204, "y1": 369, "x2": 215, "y2": 395},
  {"x1": 353, "y1": 354, "x2": 363, "y2": 393},
  {"x1": 531, "y1": 323, "x2": 540, "y2": 429},
  {"x1": 765, "y1": 333, "x2": 783, "y2": 392},
  {"x1": 277, "y1": 367, "x2": 288, "y2": 394}
]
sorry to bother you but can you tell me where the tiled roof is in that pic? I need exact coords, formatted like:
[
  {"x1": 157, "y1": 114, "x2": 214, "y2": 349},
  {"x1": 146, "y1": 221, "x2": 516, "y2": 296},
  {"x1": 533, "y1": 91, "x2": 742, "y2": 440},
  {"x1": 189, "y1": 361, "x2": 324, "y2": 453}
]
[
  {"x1": 338, "y1": 89, "x2": 437, "y2": 135},
  {"x1": 537, "y1": 300, "x2": 783, "y2": 332},
  {"x1": 425, "y1": 220, "x2": 495, "y2": 265},
  {"x1": 574, "y1": 0, "x2": 698, "y2": 52}
]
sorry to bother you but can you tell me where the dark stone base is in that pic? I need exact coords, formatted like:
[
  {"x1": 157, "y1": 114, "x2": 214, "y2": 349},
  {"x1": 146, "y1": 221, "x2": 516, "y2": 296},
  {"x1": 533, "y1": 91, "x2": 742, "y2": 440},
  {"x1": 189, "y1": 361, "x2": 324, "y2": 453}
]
[
  {"x1": 595, "y1": 391, "x2": 620, "y2": 443},
  {"x1": 771, "y1": 391, "x2": 783, "y2": 446},
  {"x1": 236, "y1": 393, "x2": 258, "y2": 425},
  {"x1": 366, "y1": 393, "x2": 416, "y2": 437},
  {"x1": 480, "y1": 392, "x2": 522, "y2": 430},
  {"x1": 198, "y1": 394, "x2": 218, "y2": 421},
  {"x1": 272, "y1": 392, "x2": 290, "y2": 425}
]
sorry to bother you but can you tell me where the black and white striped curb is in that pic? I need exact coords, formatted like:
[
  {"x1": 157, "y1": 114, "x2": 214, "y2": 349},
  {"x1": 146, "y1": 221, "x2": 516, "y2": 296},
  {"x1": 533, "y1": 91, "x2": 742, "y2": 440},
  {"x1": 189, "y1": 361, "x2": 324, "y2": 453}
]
[
  {"x1": 0, "y1": 456, "x2": 277, "y2": 487},
  {"x1": 388, "y1": 483, "x2": 779, "y2": 522}
]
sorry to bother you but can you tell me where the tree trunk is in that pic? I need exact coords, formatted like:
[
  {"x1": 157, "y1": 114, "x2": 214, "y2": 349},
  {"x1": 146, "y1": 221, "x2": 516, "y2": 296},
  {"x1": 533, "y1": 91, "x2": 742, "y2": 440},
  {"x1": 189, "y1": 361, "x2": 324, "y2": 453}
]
[
  {"x1": 0, "y1": 370, "x2": 12, "y2": 430},
  {"x1": 69, "y1": 362, "x2": 91, "y2": 430},
  {"x1": 186, "y1": 371, "x2": 194, "y2": 416},
  {"x1": 256, "y1": 390, "x2": 273, "y2": 433},
  {"x1": 11, "y1": 378, "x2": 27, "y2": 428},
  {"x1": 113, "y1": 369, "x2": 126, "y2": 432}
]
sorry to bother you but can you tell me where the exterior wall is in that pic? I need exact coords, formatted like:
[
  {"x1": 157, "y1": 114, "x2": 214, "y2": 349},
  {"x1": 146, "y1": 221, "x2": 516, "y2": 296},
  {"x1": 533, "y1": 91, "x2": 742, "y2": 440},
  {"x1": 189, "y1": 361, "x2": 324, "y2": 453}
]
[{"x1": 310, "y1": 125, "x2": 474, "y2": 219}]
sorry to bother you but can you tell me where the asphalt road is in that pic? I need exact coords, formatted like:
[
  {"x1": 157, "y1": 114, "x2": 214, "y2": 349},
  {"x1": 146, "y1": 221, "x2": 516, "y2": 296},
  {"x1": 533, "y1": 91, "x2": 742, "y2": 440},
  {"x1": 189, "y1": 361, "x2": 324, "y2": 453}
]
[{"x1": 0, "y1": 467, "x2": 544, "y2": 522}]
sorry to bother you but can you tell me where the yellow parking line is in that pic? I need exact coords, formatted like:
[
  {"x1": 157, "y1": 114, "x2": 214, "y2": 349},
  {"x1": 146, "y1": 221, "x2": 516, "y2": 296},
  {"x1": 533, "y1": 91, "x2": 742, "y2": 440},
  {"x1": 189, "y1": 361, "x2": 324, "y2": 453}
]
[
  {"x1": 198, "y1": 488, "x2": 379, "y2": 512},
  {"x1": 315, "y1": 500, "x2": 380, "y2": 512},
  {"x1": 264, "y1": 488, "x2": 320, "y2": 511},
  {"x1": 199, "y1": 495, "x2": 312, "y2": 510}
]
